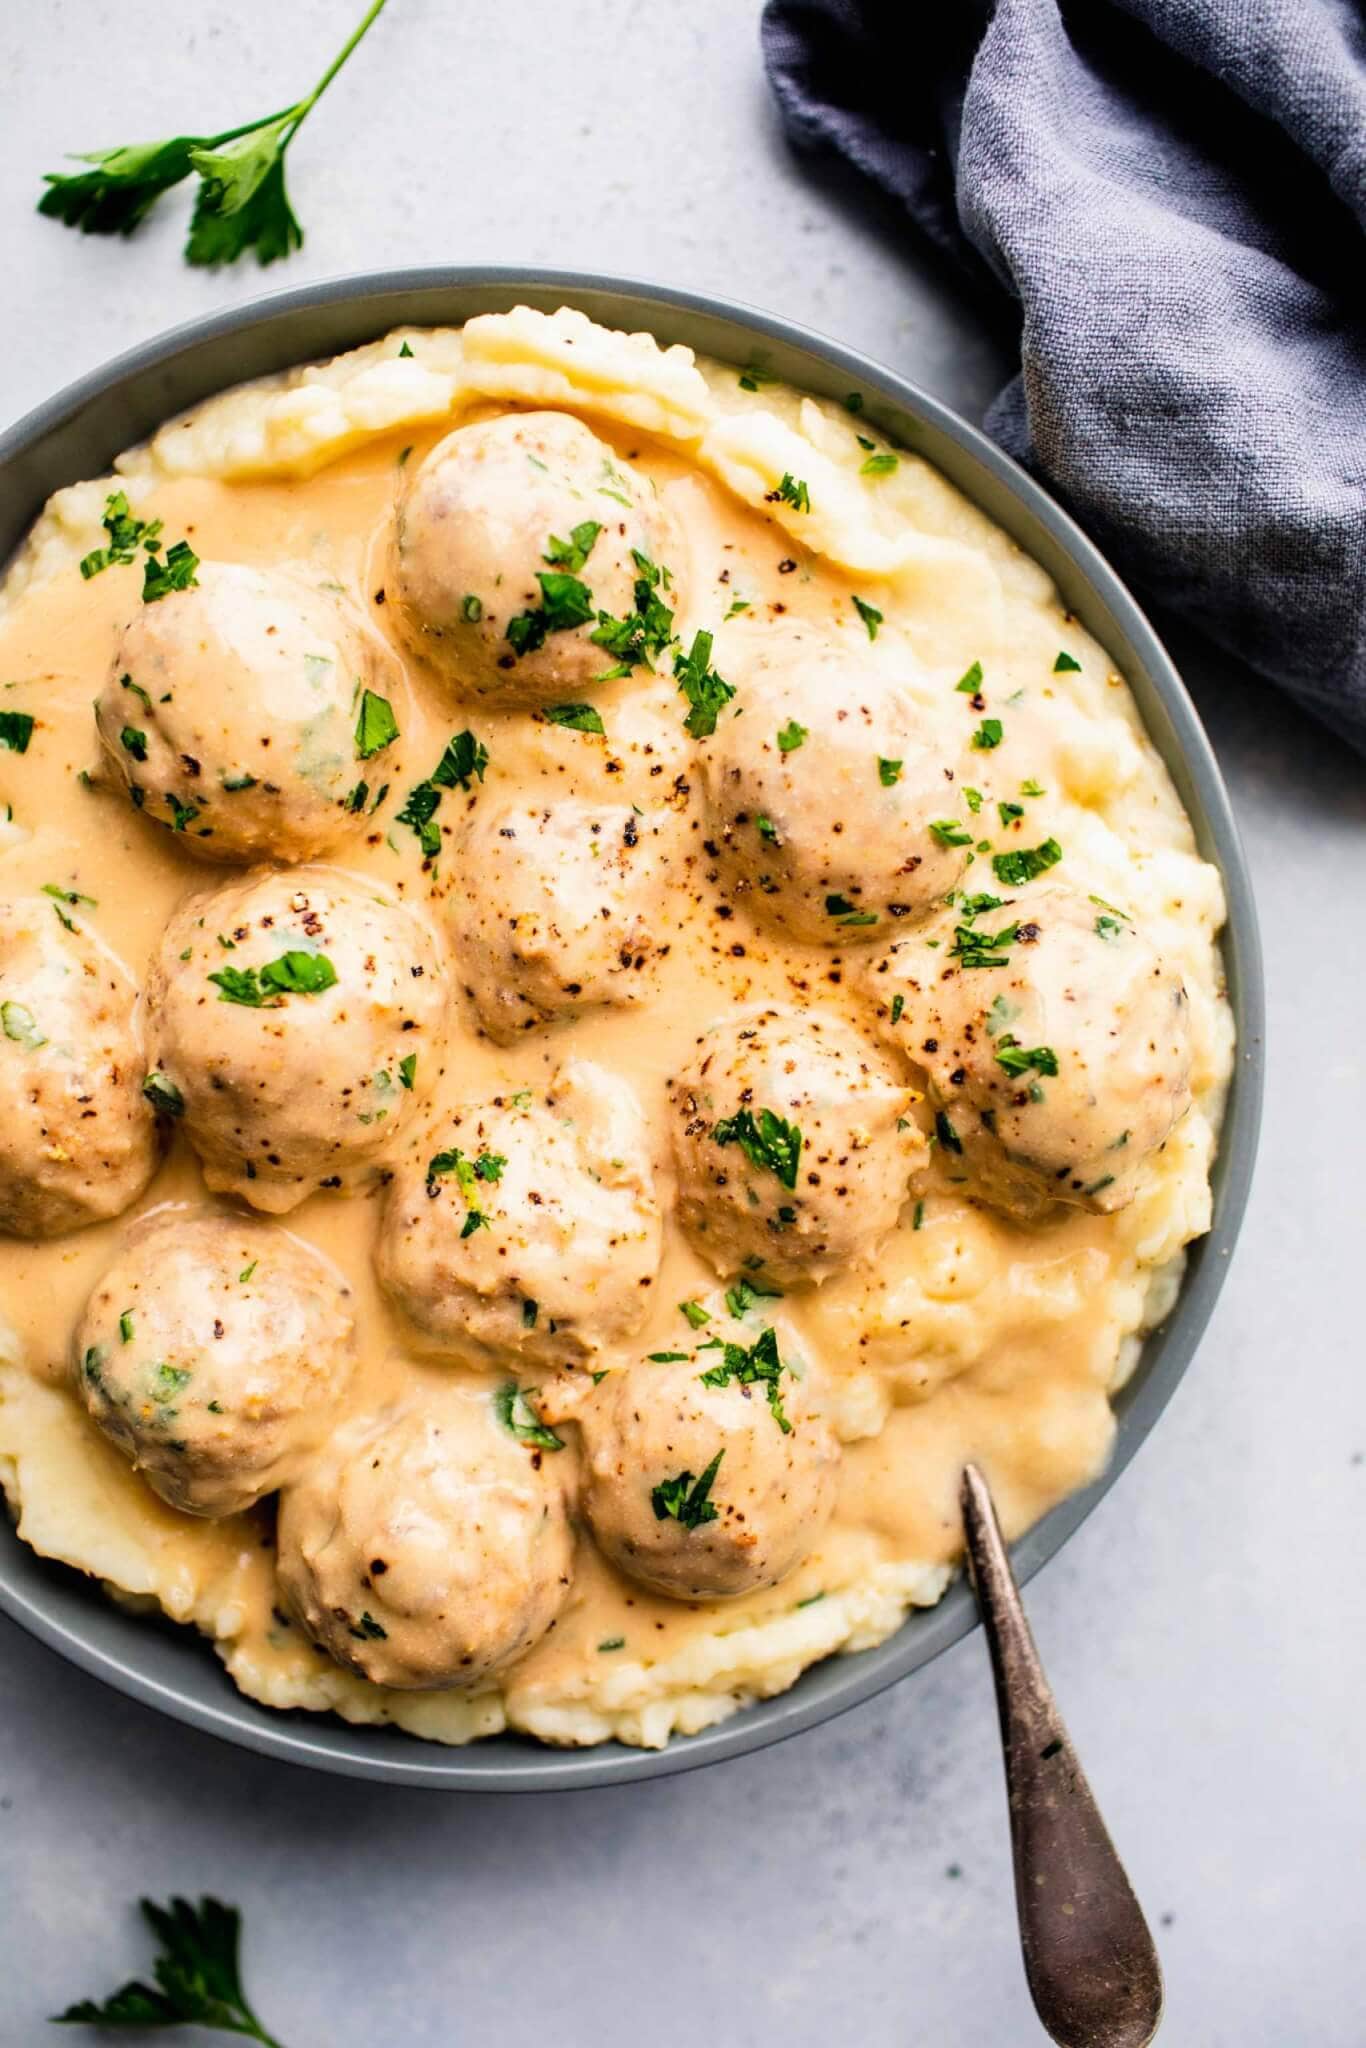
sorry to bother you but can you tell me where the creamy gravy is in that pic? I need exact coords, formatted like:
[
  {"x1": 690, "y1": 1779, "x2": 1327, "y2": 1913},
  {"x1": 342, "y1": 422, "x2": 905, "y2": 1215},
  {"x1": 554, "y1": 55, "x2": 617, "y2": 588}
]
[{"x1": 0, "y1": 320, "x2": 1230, "y2": 1748}]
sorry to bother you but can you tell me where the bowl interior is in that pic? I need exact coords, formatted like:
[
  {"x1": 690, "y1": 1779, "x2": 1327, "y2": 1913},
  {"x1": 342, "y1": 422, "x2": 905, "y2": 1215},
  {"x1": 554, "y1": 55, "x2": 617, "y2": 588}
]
[{"x1": 0, "y1": 269, "x2": 1264, "y2": 1788}]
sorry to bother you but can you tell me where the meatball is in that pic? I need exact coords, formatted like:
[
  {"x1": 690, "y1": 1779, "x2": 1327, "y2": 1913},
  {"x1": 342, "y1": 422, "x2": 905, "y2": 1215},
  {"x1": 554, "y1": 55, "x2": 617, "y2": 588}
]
[
  {"x1": 0, "y1": 898, "x2": 158, "y2": 1238},
  {"x1": 73, "y1": 1210, "x2": 355, "y2": 1516},
  {"x1": 96, "y1": 563, "x2": 391, "y2": 863},
  {"x1": 145, "y1": 865, "x2": 448, "y2": 1213},
  {"x1": 391, "y1": 411, "x2": 679, "y2": 708},
  {"x1": 669, "y1": 1006, "x2": 923, "y2": 1286},
  {"x1": 377, "y1": 1059, "x2": 662, "y2": 1368},
  {"x1": 276, "y1": 1379, "x2": 574, "y2": 1689},
  {"x1": 868, "y1": 882, "x2": 1193, "y2": 1216},
  {"x1": 698, "y1": 628, "x2": 968, "y2": 944},
  {"x1": 581, "y1": 1333, "x2": 839, "y2": 1599},
  {"x1": 449, "y1": 799, "x2": 665, "y2": 1041}
]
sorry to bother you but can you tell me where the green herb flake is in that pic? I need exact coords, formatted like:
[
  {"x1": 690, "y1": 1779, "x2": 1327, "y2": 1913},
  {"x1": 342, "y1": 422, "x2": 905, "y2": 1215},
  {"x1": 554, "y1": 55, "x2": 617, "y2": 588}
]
[
  {"x1": 674, "y1": 630, "x2": 736, "y2": 738},
  {"x1": 543, "y1": 702, "x2": 605, "y2": 735},
  {"x1": 543, "y1": 521, "x2": 603, "y2": 574},
  {"x1": 825, "y1": 892, "x2": 878, "y2": 926},
  {"x1": 991, "y1": 838, "x2": 1063, "y2": 886},
  {"x1": 998, "y1": 800, "x2": 1024, "y2": 826},
  {"x1": 711, "y1": 1106, "x2": 802, "y2": 1189},
  {"x1": 433, "y1": 728, "x2": 489, "y2": 791},
  {"x1": 461, "y1": 593, "x2": 483, "y2": 623},
  {"x1": 860, "y1": 451, "x2": 898, "y2": 477},
  {"x1": 972, "y1": 718, "x2": 1004, "y2": 751},
  {"x1": 652, "y1": 1450, "x2": 724, "y2": 1530},
  {"x1": 770, "y1": 472, "x2": 810, "y2": 514},
  {"x1": 398, "y1": 341, "x2": 414, "y2": 358},
  {"x1": 141, "y1": 540, "x2": 200, "y2": 604},
  {"x1": 0, "y1": 711, "x2": 35, "y2": 755},
  {"x1": 1054, "y1": 650, "x2": 1082, "y2": 672},
  {"x1": 737, "y1": 362, "x2": 775, "y2": 392},
  {"x1": 597, "y1": 1636, "x2": 627, "y2": 1652},
  {"x1": 995, "y1": 1037, "x2": 1059, "y2": 1079},
  {"x1": 354, "y1": 689, "x2": 399, "y2": 760},
  {"x1": 852, "y1": 594, "x2": 883, "y2": 640},
  {"x1": 890, "y1": 993, "x2": 905, "y2": 1025},
  {"x1": 777, "y1": 719, "x2": 808, "y2": 753},
  {"x1": 42, "y1": 884, "x2": 97, "y2": 909},
  {"x1": 494, "y1": 1380, "x2": 564, "y2": 1453},
  {"x1": 956, "y1": 661, "x2": 984, "y2": 695},
  {"x1": 398, "y1": 1052, "x2": 417, "y2": 1091},
  {"x1": 724, "y1": 1275, "x2": 783, "y2": 1320},
  {"x1": 118, "y1": 1311, "x2": 134, "y2": 1344},
  {"x1": 209, "y1": 950, "x2": 337, "y2": 1007},
  {"x1": 929, "y1": 818, "x2": 973, "y2": 848},
  {"x1": 950, "y1": 918, "x2": 1019, "y2": 970},
  {"x1": 913, "y1": 1199, "x2": 925, "y2": 1230},
  {"x1": 877, "y1": 756, "x2": 902, "y2": 787},
  {"x1": 119, "y1": 725, "x2": 149, "y2": 761},
  {"x1": 679, "y1": 1300, "x2": 712, "y2": 1329},
  {"x1": 142, "y1": 1070, "x2": 184, "y2": 1117},
  {"x1": 1021, "y1": 778, "x2": 1046, "y2": 797},
  {"x1": 1, "y1": 1001, "x2": 45, "y2": 1050},
  {"x1": 935, "y1": 1109, "x2": 963, "y2": 1155},
  {"x1": 699, "y1": 1325, "x2": 792, "y2": 1433}
]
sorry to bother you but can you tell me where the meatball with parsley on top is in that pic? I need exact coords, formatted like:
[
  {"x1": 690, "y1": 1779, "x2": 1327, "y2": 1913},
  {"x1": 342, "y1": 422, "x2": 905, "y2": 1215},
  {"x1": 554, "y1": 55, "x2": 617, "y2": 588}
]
[
  {"x1": 391, "y1": 410, "x2": 679, "y2": 708},
  {"x1": 144, "y1": 864, "x2": 448, "y2": 1213},
  {"x1": 96, "y1": 562, "x2": 398, "y2": 864}
]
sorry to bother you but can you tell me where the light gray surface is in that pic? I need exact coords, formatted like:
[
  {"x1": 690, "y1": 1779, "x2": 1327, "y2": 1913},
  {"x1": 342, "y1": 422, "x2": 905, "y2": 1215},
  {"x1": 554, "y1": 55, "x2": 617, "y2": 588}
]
[{"x1": 0, "y1": 4, "x2": 1360, "y2": 2043}]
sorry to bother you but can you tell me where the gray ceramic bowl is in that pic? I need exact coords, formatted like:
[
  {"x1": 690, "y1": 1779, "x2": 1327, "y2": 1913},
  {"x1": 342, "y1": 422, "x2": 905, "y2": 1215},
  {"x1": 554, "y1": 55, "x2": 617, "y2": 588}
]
[{"x1": 0, "y1": 268, "x2": 1263, "y2": 1789}]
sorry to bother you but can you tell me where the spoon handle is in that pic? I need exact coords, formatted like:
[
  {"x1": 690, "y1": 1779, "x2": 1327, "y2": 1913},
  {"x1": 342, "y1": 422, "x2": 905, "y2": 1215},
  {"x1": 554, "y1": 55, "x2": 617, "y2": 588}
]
[{"x1": 960, "y1": 1464, "x2": 1164, "y2": 2048}]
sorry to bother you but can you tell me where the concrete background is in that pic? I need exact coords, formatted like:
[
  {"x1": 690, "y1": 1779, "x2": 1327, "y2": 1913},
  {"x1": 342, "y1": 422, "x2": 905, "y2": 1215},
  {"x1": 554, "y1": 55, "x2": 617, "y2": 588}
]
[{"x1": 1, "y1": 5, "x2": 1362, "y2": 2043}]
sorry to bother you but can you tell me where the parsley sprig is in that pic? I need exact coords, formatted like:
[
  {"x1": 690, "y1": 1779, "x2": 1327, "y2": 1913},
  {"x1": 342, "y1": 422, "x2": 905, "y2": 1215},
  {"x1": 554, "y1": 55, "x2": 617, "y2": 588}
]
[
  {"x1": 52, "y1": 1894, "x2": 287, "y2": 2045},
  {"x1": 38, "y1": 0, "x2": 390, "y2": 270}
]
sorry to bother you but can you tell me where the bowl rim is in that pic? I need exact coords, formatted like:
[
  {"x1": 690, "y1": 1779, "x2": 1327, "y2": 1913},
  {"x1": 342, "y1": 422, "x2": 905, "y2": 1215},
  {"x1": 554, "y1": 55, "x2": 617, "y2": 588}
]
[{"x1": 0, "y1": 265, "x2": 1264, "y2": 1790}]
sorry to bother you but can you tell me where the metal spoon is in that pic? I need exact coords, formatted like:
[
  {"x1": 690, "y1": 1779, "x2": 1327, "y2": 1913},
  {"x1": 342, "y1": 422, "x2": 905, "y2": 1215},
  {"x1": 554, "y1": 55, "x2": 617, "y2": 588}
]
[{"x1": 960, "y1": 1463, "x2": 1164, "y2": 2047}]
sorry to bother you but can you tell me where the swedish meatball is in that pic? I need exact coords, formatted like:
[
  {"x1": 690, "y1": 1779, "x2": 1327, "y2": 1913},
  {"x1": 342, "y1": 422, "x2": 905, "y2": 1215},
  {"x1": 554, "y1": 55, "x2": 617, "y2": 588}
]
[
  {"x1": 697, "y1": 627, "x2": 968, "y2": 944},
  {"x1": 96, "y1": 563, "x2": 391, "y2": 863},
  {"x1": 450, "y1": 799, "x2": 665, "y2": 1041},
  {"x1": 145, "y1": 865, "x2": 447, "y2": 1213},
  {"x1": 669, "y1": 1006, "x2": 923, "y2": 1286},
  {"x1": 73, "y1": 1210, "x2": 354, "y2": 1516},
  {"x1": 377, "y1": 1059, "x2": 661, "y2": 1368},
  {"x1": 0, "y1": 898, "x2": 158, "y2": 1238},
  {"x1": 276, "y1": 1380, "x2": 574, "y2": 1689},
  {"x1": 391, "y1": 411, "x2": 679, "y2": 707},
  {"x1": 581, "y1": 1334, "x2": 839, "y2": 1599},
  {"x1": 868, "y1": 882, "x2": 1193, "y2": 1216}
]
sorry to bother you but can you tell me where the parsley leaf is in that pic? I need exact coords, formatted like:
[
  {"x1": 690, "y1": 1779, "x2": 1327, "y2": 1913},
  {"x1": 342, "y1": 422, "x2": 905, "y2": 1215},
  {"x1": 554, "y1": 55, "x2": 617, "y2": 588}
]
[
  {"x1": 494, "y1": 1381, "x2": 564, "y2": 1453},
  {"x1": 354, "y1": 690, "x2": 398, "y2": 760},
  {"x1": 398, "y1": 1052, "x2": 417, "y2": 1091},
  {"x1": 950, "y1": 919, "x2": 1019, "y2": 969},
  {"x1": 852, "y1": 594, "x2": 883, "y2": 640},
  {"x1": 877, "y1": 756, "x2": 902, "y2": 787},
  {"x1": 142, "y1": 540, "x2": 200, "y2": 603},
  {"x1": 425, "y1": 1145, "x2": 501, "y2": 1234},
  {"x1": 972, "y1": 717, "x2": 1004, "y2": 750},
  {"x1": 209, "y1": 950, "x2": 337, "y2": 1006},
  {"x1": 679, "y1": 1300, "x2": 712, "y2": 1329},
  {"x1": 652, "y1": 1450, "x2": 724, "y2": 1530},
  {"x1": 507, "y1": 570, "x2": 595, "y2": 656},
  {"x1": 769, "y1": 473, "x2": 811, "y2": 513},
  {"x1": 589, "y1": 551, "x2": 675, "y2": 673},
  {"x1": 79, "y1": 490, "x2": 163, "y2": 579},
  {"x1": 142, "y1": 1070, "x2": 184, "y2": 1117},
  {"x1": 825, "y1": 892, "x2": 879, "y2": 926},
  {"x1": 543, "y1": 521, "x2": 602, "y2": 573},
  {"x1": 674, "y1": 630, "x2": 736, "y2": 738},
  {"x1": 1, "y1": 1001, "x2": 46, "y2": 1051},
  {"x1": 699, "y1": 1325, "x2": 792, "y2": 1432},
  {"x1": 956, "y1": 661, "x2": 984, "y2": 694},
  {"x1": 542, "y1": 702, "x2": 605, "y2": 735},
  {"x1": 860, "y1": 451, "x2": 898, "y2": 477},
  {"x1": 991, "y1": 838, "x2": 1062, "y2": 886},
  {"x1": 119, "y1": 726, "x2": 148, "y2": 762},
  {"x1": 1054, "y1": 650, "x2": 1082, "y2": 672},
  {"x1": 432, "y1": 729, "x2": 489, "y2": 791},
  {"x1": 724, "y1": 1275, "x2": 783, "y2": 1320},
  {"x1": 995, "y1": 1037, "x2": 1059, "y2": 1078},
  {"x1": 777, "y1": 718, "x2": 807, "y2": 753},
  {"x1": 51, "y1": 1894, "x2": 287, "y2": 2046},
  {"x1": 0, "y1": 711, "x2": 35, "y2": 755},
  {"x1": 929, "y1": 818, "x2": 973, "y2": 848},
  {"x1": 711, "y1": 1106, "x2": 802, "y2": 1189}
]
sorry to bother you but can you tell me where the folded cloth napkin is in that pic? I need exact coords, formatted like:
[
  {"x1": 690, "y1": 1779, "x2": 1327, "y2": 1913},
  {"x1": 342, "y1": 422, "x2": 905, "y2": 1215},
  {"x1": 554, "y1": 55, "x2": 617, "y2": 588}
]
[{"x1": 762, "y1": 0, "x2": 1366, "y2": 751}]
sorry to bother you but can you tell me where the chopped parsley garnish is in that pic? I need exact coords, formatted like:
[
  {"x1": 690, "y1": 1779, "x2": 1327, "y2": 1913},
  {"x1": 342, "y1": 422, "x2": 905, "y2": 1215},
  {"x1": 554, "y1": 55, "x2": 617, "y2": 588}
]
[
  {"x1": 351, "y1": 1611, "x2": 387, "y2": 1640},
  {"x1": 877, "y1": 756, "x2": 902, "y2": 787},
  {"x1": 119, "y1": 725, "x2": 148, "y2": 761},
  {"x1": 494, "y1": 1381, "x2": 564, "y2": 1453},
  {"x1": 912, "y1": 1200, "x2": 925, "y2": 1230},
  {"x1": 724, "y1": 1274, "x2": 783, "y2": 1320},
  {"x1": 679, "y1": 1300, "x2": 711, "y2": 1329},
  {"x1": 222, "y1": 772, "x2": 257, "y2": 792},
  {"x1": 652, "y1": 1450, "x2": 723, "y2": 1529},
  {"x1": 39, "y1": 0, "x2": 392, "y2": 270},
  {"x1": 825, "y1": 892, "x2": 878, "y2": 926},
  {"x1": 648, "y1": 1351, "x2": 691, "y2": 1363},
  {"x1": 963, "y1": 787, "x2": 983, "y2": 814},
  {"x1": 998, "y1": 800, "x2": 1024, "y2": 826},
  {"x1": 589, "y1": 551, "x2": 675, "y2": 672},
  {"x1": 52, "y1": 1894, "x2": 286, "y2": 2042},
  {"x1": 711, "y1": 1105, "x2": 802, "y2": 1189},
  {"x1": 398, "y1": 1052, "x2": 417, "y2": 1091},
  {"x1": 461, "y1": 593, "x2": 483, "y2": 622},
  {"x1": 852, "y1": 594, "x2": 883, "y2": 639},
  {"x1": 890, "y1": 993, "x2": 905, "y2": 1025},
  {"x1": 972, "y1": 718, "x2": 1003, "y2": 750},
  {"x1": 142, "y1": 1070, "x2": 184, "y2": 1117},
  {"x1": 542, "y1": 702, "x2": 605, "y2": 735},
  {"x1": 771, "y1": 472, "x2": 810, "y2": 514},
  {"x1": 121, "y1": 675, "x2": 152, "y2": 710},
  {"x1": 141, "y1": 540, "x2": 200, "y2": 604},
  {"x1": 737, "y1": 362, "x2": 776, "y2": 392},
  {"x1": 860, "y1": 451, "x2": 898, "y2": 476},
  {"x1": 674, "y1": 630, "x2": 735, "y2": 738},
  {"x1": 79, "y1": 491, "x2": 163, "y2": 579},
  {"x1": 929, "y1": 818, "x2": 973, "y2": 848},
  {"x1": 1095, "y1": 912, "x2": 1127, "y2": 940},
  {"x1": 398, "y1": 341, "x2": 414, "y2": 358},
  {"x1": 935, "y1": 1109, "x2": 963, "y2": 1154},
  {"x1": 0, "y1": 711, "x2": 35, "y2": 754},
  {"x1": 506, "y1": 569, "x2": 596, "y2": 656},
  {"x1": 991, "y1": 838, "x2": 1062, "y2": 886},
  {"x1": 755, "y1": 814, "x2": 779, "y2": 842},
  {"x1": 239, "y1": 1262, "x2": 258, "y2": 1283},
  {"x1": 956, "y1": 661, "x2": 984, "y2": 694},
  {"x1": 777, "y1": 719, "x2": 808, "y2": 753},
  {"x1": 995, "y1": 1037, "x2": 1059, "y2": 1078},
  {"x1": 354, "y1": 690, "x2": 399, "y2": 759},
  {"x1": 543, "y1": 521, "x2": 602, "y2": 573},
  {"x1": 1021, "y1": 778, "x2": 1046, "y2": 797},
  {"x1": 699, "y1": 1325, "x2": 792, "y2": 1432},
  {"x1": 598, "y1": 1636, "x2": 626, "y2": 1652},
  {"x1": 1054, "y1": 650, "x2": 1082, "y2": 672},
  {"x1": 163, "y1": 793, "x2": 200, "y2": 833},
  {"x1": 208, "y1": 950, "x2": 337, "y2": 1006},
  {"x1": 724, "y1": 598, "x2": 751, "y2": 619},
  {"x1": 950, "y1": 918, "x2": 1019, "y2": 969},
  {"x1": 433, "y1": 728, "x2": 489, "y2": 790},
  {"x1": 426, "y1": 1145, "x2": 501, "y2": 1234},
  {"x1": 1, "y1": 1001, "x2": 45, "y2": 1050},
  {"x1": 522, "y1": 1298, "x2": 538, "y2": 1328}
]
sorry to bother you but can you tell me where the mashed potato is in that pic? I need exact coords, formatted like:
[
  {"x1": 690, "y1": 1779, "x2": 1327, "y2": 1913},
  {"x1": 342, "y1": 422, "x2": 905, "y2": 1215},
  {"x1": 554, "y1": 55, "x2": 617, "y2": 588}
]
[{"x1": 0, "y1": 307, "x2": 1232, "y2": 1751}]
